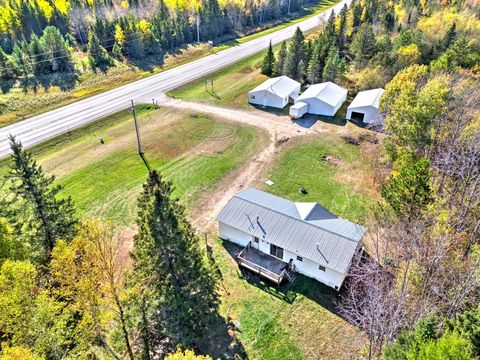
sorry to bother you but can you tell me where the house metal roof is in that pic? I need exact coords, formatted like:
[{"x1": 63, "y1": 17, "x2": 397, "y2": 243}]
[
  {"x1": 296, "y1": 82, "x2": 348, "y2": 107},
  {"x1": 249, "y1": 76, "x2": 301, "y2": 99},
  {"x1": 216, "y1": 188, "x2": 367, "y2": 274},
  {"x1": 348, "y1": 88, "x2": 384, "y2": 109}
]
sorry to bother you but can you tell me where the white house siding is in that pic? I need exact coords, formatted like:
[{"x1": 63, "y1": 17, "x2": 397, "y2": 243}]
[
  {"x1": 346, "y1": 105, "x2": 383, "y2": 124},
  {"x1": 248, "y1": 90, "x2": 288, "y2": 109},
  {"x1": 222, "y1": 225, "x2": 347, "y2": 290},
  {"x1": 219, "y1": 222, "x2": 252, "y2": 247}
]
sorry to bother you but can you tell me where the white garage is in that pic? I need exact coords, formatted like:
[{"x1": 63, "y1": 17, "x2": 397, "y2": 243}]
[
  {"x1": 347, "y1": 88, "x2": 385, "y2": 124},
  {"x1": 295, "y1": 82, "x2": 347, "y2": 116},
  {"x1": 248, "y1": 76, "x2": 301, "y2": 109}
]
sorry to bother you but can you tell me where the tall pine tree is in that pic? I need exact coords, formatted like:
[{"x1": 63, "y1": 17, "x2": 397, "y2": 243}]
[
  {"x1": 5, "y1": 136, "x2": 78, "y2": 264},
  {"x1": 131, "y1": 171, "x2": 219, "y2": 355},
  {"x1": 261, "y1": 40, "x2": 275, "y2": 77},
  {"x1": 284, "y1": 27, "x2": 306, "y2": 81},
  {"x1": 274, "y1": 40, "x2": 287, "y2": 76}
]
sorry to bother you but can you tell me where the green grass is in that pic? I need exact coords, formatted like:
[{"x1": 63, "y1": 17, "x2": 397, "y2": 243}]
[
  {"x1": 263, "y1": 135, "x2": 379, "y2": 223},
  {"x1": 169, "y1": 48, "x2": 270, "y2": 109},
  {"x1": 0, "y1": 105, "x2": 266, "y2": 226},
  {"x1": 213, "y1": 240, "x2": 367, "y2": 359}
]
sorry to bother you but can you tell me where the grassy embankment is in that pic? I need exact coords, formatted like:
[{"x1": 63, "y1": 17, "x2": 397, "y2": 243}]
[
  {"x1": 0, "y1": 105, "x2": 266, "y2": 226},
  {"x1": 0, "y1": 0, "x2": 339, "y2": 127}
]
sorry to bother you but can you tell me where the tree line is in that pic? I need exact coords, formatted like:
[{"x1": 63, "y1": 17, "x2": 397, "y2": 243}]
[
  {"x1": 260, "y1": 0, "x2": 479, "y2": 88},
  {"x1": 0, "y1": 0, "x2": 318, "y2": 92},
  {"x1": 0, "y1": 137, "x2": 238, "y2": 359}
]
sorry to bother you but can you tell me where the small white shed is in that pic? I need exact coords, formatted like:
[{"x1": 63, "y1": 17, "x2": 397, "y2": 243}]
[
  {"x1": 295, "y1": 82, "x2": 348, "y2": 116},
  {"x1": 248, "y1": 76, "x2": 301, "y2": 109},
  {"x1": 289, "y1": 101, "x2": 308, "y2": 119},
  {"x1": 346, "y1": 88, "x2": 385, "y2": 124}
]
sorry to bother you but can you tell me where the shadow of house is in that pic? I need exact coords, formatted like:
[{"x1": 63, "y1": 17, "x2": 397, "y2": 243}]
[{"x1": 221, "y1": 240, "x2": 340, "y2": 314}]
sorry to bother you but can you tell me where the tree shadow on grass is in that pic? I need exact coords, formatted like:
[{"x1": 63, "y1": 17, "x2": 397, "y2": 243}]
[
  {"x1": 221, "y1": 240, "x2": 340, "y2": 315},
  {"x1": 204, "y1": 242, "x2": 249, "y2": 359}
]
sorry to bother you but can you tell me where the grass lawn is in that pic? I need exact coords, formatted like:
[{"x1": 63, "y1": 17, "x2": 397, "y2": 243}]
[
  {"x1": 211, "y1": 239, "x2": 368, "y2": 359},
  {"x1": 169, "y1": 48, "x2": 269, "y2": 109},
  {"x1": 263, "y1": 135, "x2": 380, "y2": 223},
  {"x1": 0, "y1": 105, "x2": 266, "y2": 226}
]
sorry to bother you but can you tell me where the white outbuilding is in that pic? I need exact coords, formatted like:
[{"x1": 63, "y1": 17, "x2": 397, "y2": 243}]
[
  {"x1": 295, "y1": 82, "x2": 348, "y2": 116},
  {"x1": 248, "y1": 76, "x2": 301, "y2": 109},
  {"x1": 217, "y1": 188, "x2": 366, "y2": 290},
  {"x1": 289, "y1": 101, "x2": 308, "y2": 119},
  {"x1": 346, "y1": 88, "x2": 385, "y2": 124}
]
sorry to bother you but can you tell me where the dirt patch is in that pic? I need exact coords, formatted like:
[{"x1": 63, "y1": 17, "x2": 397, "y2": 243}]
[{"x1": 323, "y1": 155, "x2": 343, "y2": 166}]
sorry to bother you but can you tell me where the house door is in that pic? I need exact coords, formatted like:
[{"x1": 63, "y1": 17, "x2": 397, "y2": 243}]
[
  {"x1": 262, "y1": 95, "x2": 267, "y2": 107},
  {"x1": 252, "y1": 236, "x2": 260, "y2": 249}
]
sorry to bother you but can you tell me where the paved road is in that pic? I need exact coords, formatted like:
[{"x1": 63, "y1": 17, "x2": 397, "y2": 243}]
[{"x1": 0, "y1": 0, "x2": 349, "y2": 158}]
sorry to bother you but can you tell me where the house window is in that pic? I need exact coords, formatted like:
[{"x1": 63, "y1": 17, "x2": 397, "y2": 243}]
[
  {"x1": 270, "y1": 244, "x2": 284, "y2": 260},
  {"x1": 318, "y1": 265, "x2": 326, "y2": 271},
  {"x1": 251, "y1": 95, "x2": 255, "y2": 99},
  {"x1": 253, "y1": 237, "x2": 259, "y2": 243},
  {"x1": 296, "y1": 255, "x2": 303, "y2": 261}
]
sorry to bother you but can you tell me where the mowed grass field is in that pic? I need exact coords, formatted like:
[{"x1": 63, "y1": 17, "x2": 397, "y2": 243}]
[
  {"x1": 169, "y1": 50, "x2": 269, "y2": 109},
  {"x1": 0, "y1": 105, "x2": 266, "y2": 226},
  {"x1": 264, "y1": 135, "x2": 380, "y2": 223}
]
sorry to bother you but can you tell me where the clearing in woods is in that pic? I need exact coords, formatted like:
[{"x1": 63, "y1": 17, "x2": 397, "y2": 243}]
[{"x1": 0, "y1": 102, "x2": 378, "y2": 358}]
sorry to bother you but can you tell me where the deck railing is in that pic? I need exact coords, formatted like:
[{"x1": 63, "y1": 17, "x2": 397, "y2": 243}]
[{"x1": 237, "y1": 243, "x2": 287, "y2": 285}]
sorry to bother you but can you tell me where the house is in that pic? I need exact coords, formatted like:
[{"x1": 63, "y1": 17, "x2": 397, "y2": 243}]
[
  {"x1": 248, "y1": 76, "x2": 301, "y2": 109},
  {"x1": 295, "y1": 82, "x2": 348, "y2": 116},
  {"x1": 217, "y1": 188, "x2": 366, "y2": 290},
  {"x1": 346, "y1": 88, "x2": 385, "y2": 124}
]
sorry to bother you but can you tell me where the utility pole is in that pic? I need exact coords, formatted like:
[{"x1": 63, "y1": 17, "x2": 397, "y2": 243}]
[
  {"x1": 131, "y1": 100, "x2": 151, "y2": 173},
  {"x1": 288, "y1": 0, "x2": 291, "y2": 14},
  {"x1": 196, "y1": 15, "x2": 200, "y2": 43}
]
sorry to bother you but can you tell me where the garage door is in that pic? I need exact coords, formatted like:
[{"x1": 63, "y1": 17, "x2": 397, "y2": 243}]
[{"x1": 351, "y1": 111, "x2": 365, "y2": 122}]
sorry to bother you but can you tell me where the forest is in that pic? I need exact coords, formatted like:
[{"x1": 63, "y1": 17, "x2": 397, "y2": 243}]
[
  {"x1": 0, "y1": 0, "x2": 317, "y2": 93},
  {"x1": 258, "y1": 0, "x2": 480, "y2": 357}
]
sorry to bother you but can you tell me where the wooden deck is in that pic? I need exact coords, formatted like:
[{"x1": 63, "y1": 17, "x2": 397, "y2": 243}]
[{"x1": 237, "y1": 244, "x2": 289, "y2": 285}]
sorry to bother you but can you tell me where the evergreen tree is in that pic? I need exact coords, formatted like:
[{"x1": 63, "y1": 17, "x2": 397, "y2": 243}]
[
  {"x1": 273, "y1": 40, "x2": 287, "y2": 76},
  {"x1": 322, "y1": 47, "x2": 346, "y2": 82},
  {"x1": 351, "y1": 23, "x2": 377, "y2": 69},
  {"x1": 0, "y1": 48, "x2": 14, "y2": 83},
  {"x1": 260, "y1": 40, "x2": 275, "y2": 77},
  {"x1": 11, "y1": 42, "x2": 32, "y2": 78},
  {"x1": 337, "y1": 4, "x2": 348, "y2": 55},
  {"x1": 5, "y1": 136, "x2": 78, "y2": 263},
  {"x1": 87, "y1": 30, "x2": 112, "y2": 68},
  {"x1": 29, "y1": 34, "x2": 48, "y2": 76},
  {"x1": 131, "y1": 171, "x2": 219, "y2": 354},
  {"x1": 382, "y1": 6, "x2": 395, "y2": 32},
  {"x1": 324, "y1": 10, "x2": 337, "y2": 48},
  {"x1": 351, "y1": 1, "x2": 363, "y2": 29},
  {"x1": 284, "y1": 27, "x2": 306, "y2": 81},
  {"x1": 307, "y1": 42, "x2": 323, "y2": 84},
  {"x1": 39, "y1": 26, "x2": 73, "y2": 73},
  {"x1": 439, "y1": 22, "x2": 457, "y2": 52}
]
